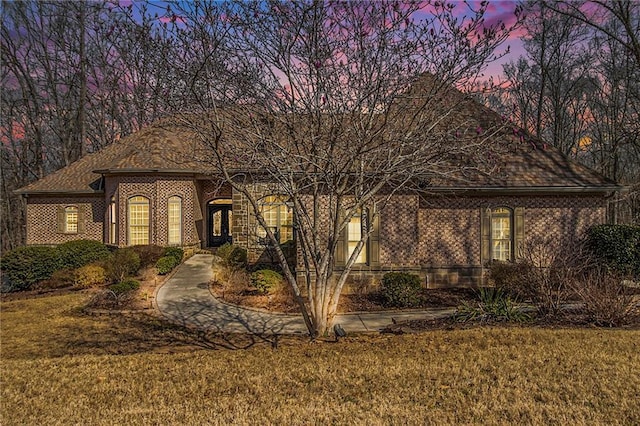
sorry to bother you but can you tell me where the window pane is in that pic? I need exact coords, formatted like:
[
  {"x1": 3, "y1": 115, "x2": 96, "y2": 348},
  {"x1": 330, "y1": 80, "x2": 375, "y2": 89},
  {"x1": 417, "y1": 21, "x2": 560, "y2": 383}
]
[
  {"x1": 258, "y1": 196, "x2": 294, "y2": 244},
  {"x1": 491, "y1": 209, "x2": 512, "y2": 261},
  {"x1": 212, "y1": 210, "x2": 222, "y2": 236},
  {"x1": 65, "y1": 207, "x2": 78, "y2": 233},
  {"x1": 128, "y1": 197, "x2": 149, "y2": 245},
  {"x1": 168, "y1": 197, "x2": 181, "y2": 245},
  {"x1": 347, "y1": 213, "x2": 366, "y2": 263}
]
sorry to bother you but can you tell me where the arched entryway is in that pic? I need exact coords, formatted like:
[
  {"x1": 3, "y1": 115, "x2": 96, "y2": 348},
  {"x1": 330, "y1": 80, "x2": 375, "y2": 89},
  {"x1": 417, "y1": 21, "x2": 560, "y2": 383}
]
[{"x1": 207, "y1": 199, "x2": 233, "y2": 247}]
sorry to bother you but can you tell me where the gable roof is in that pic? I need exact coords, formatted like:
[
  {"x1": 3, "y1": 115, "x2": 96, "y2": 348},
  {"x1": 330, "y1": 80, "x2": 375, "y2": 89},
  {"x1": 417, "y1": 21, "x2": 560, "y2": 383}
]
[{"x1": 16, "y1": 81, "x2": 620, "y2": 195}]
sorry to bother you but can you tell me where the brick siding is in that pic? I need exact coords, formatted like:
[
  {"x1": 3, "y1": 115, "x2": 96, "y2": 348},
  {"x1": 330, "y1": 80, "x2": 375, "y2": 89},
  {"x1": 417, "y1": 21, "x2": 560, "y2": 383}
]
[{"x1": 25, "y1": 196, "x2": 104, "y2": 245}]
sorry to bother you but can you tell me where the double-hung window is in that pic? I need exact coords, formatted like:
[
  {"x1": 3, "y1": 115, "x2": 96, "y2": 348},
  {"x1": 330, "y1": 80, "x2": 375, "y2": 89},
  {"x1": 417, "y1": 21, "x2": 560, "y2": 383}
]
[
  {"x1": 168, "y1": 196, "x2": 182, "y2": 245},
  {"x1": 128, "y1": 196, "x2": 149, "y2": 245},
  {"x1": 64, "y1": 206, "x2": 78, "y2": 233}
]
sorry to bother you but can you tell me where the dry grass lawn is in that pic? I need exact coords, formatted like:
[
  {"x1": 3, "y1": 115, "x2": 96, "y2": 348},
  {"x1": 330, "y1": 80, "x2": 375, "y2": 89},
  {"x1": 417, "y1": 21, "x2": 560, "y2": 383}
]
[{"x1": 2, "y1": 293, "x2": 639, "y2": 425}]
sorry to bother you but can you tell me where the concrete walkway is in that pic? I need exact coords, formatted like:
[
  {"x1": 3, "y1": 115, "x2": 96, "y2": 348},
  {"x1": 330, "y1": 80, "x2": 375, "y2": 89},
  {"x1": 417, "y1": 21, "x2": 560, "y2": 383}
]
[{"x1": 156, "y1": 254, "x2": 456, "y2": 335}]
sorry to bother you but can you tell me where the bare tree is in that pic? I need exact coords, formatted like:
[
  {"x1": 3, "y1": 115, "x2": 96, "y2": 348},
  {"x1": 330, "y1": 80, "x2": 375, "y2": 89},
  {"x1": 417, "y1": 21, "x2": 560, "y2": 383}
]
[
  {"x1": 173, "y1": 0, "x2": 521, "y2": 337},
  {"x1": 544, "y1": 0, "x2": 640, "y2": 69},
  {"x1": 1, "y1": 1, "x2": 186, "y2": 249},
  {"x1": 496, "y1": 0, "x2": 639, "y2": 223}
]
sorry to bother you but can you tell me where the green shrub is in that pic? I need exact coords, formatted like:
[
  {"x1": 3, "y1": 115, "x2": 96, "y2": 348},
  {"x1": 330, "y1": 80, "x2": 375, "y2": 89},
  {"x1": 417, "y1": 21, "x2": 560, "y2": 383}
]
[
  {"x1": 108, "y1": 278, "x2": 140, "y2": 294},
  {"x1": 380, "y1": 272, "x2": 422, "y2": 308},
  {"x1": 587, "y1": 224, "x2": 640, "y2": 277},
  {"x1": 131, "y1": 245, "x2": 165, "y2": 268},
  {"x1": 229, "y1": 246, "x2": 247, "y2": 268},
  {"x1": 163, "y1": 247, "x2": 184, "y2": 264},
  {"x1": 104, "y1": 248, "x2": 140, "y2": 283},
  {"x1": 56, "y1": 239, "x2": 111, "y2": 270},
  {"x1": 250, "y1": 269, "x2": 283, "y2": 294},
  {"x1": 0, "y1": 246, "x2": 60, "y2": 291},
  {"x1": 216, "y1": 243, "x2": 234, "y2": 262},
  {"x1": 217, "y1": 243, "x2": 247, "y2": 269},
  {"x1": 74, "y1": 264, "x2": 106, "y2": 289},
  {"x1": 156, "y1": 256, "x2": 179, "y2": 275}
]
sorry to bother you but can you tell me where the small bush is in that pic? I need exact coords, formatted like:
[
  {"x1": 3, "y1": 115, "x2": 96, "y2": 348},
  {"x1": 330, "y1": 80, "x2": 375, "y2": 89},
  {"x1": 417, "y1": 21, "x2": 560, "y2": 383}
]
[
  {"x1": 456, "y1": 287, "x2": 529, "y2": 323},
  {"x1": 130, "y1": 245, "x2": 165, "y2": 268},
  {"x1": 109, "y1": 278, "x2": 140, "y2": 294},
  {"x1": 569, "y1": 267, "x2": 637, "y2": 327},
  {"x1": 74, "y1": 264, "x2": 106, "y2": 289},
  {"x1": 250, "y1": 269, "x2": 283, "y2": 294},
  {"x1": 227, "y1": 245, "x2": 247, "y2": 268},
  {"x1": 38, "y1": 268, "x2": 76, "y2": 290},
  {"x1": 216, "y1": 243, "x2": 234, "y2": 262},
  {"x1": 156, "y1": 256, "x2": 179, "y2": 275},
  {"x1": 488, "y1": 261, "x2": 536, "y2": 300},
  {"x1": 56, "y1": 239, "x2": 111, "y2": 270},
  {"x1": 104, "y1": 249, "x2": 140, "y2": 283},
  {"x1": 0, "y1": 246, "x2": 61, "y2": 291},
  {"x1": 380, "y1": 272, "x2": 422, "y2": 308},
  {"x1": 587, "y1": 224, "x2": 640, "y2": 277},
  {"x1": 217, "y1": 243, "x2": 247, "y2": 269},
  {"x1": 163, "y1": 247, "x2": 184, "y2": 264},
  {"x1": 248, "y1": 263, "x2": 283, "y2": 273}
]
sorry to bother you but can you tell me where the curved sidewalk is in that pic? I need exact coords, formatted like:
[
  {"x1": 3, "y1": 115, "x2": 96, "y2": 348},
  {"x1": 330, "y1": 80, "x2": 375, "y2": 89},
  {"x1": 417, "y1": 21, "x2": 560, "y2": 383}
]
[{"x1": 156, "y1": 254, "x2": 455, "y2": 335}]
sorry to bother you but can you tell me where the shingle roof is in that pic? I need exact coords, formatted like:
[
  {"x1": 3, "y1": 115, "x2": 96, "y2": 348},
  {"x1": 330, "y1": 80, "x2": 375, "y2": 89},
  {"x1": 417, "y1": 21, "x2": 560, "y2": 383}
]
[
  {"x1": 16, "y1": 79, "x2": 619, "y2": 195},
  {"x1": 15, "y1": 123, "x2": 209, "y2": 194}
]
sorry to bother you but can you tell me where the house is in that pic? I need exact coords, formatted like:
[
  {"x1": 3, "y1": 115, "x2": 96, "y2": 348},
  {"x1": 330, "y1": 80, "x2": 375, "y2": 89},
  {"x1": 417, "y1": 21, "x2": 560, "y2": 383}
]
[{"x1": 16, "y1": 85, "x2": 620, "y2": 288}]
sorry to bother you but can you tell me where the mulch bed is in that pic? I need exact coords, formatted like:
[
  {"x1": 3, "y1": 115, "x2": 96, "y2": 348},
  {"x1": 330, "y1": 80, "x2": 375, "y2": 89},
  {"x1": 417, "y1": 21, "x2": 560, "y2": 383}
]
[{"x1": 210, "y1": 280, "x2": 479, "y2": 314}]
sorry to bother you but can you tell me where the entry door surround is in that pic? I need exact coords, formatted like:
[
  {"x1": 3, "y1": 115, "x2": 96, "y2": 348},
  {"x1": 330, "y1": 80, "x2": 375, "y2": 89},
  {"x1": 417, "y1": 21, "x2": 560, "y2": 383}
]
[{"x1": 207, "y1": 199, "x2": 233, "y2": 247}]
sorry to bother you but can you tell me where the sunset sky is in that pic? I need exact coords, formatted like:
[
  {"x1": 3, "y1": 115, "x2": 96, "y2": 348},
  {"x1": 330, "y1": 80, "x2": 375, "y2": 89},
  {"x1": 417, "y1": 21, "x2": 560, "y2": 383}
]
[{"x1": 134, "y1": 0, "x2": 529, "y2": 81}]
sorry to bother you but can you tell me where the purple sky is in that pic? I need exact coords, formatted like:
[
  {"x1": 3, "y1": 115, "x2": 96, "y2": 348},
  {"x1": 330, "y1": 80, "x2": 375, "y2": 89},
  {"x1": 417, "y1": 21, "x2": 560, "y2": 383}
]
[
  {"x1": 125, "y1": 0, "x2": 527, "y2": 80},
  {"x1": 478, "y1": 0, "x2": 527, "y2": 79}
]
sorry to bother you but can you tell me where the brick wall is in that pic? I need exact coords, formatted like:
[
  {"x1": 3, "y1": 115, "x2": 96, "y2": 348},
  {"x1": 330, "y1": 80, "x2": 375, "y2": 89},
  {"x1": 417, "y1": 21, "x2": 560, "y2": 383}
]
[
  {"x1": 107, "y1": 175, "x2": 200, "y2": 247},
  {"x1": 25, "y1": 196, "x2": 104, "y2": 245},
  {"x1": 416, "y1": 194, "x2": 606, "y2": 269}
]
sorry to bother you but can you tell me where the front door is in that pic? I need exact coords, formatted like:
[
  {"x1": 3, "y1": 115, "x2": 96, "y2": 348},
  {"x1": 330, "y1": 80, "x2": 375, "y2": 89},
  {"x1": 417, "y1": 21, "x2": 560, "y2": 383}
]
[{"x1": 208, "y1": 204, "x2": 233, "y2": 247}]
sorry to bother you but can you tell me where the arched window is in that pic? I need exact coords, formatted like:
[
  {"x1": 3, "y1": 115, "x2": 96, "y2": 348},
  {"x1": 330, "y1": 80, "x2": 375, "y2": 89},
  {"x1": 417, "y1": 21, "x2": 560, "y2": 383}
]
[
  {"x1": 64, "y1": 206, "x2": 78, "y2": 233},
  {"x1": 258, "y1": 195, "x2": 293, "y2": 243},
  {"x1": 167, "y1": 196, "x2": 182, "y2": 245},
  {"x1": 109, "y1": 197, "x2": 117, "y2": 244},
  {"x1": 490, "y1": 207, "x2": 513, "y2": 261},
  {"x1": 128, "y1": 196, "x2": 149, "y2": 245},
  {"x1": 481, "y1": 206, "x2": 524, "y2": 264}
]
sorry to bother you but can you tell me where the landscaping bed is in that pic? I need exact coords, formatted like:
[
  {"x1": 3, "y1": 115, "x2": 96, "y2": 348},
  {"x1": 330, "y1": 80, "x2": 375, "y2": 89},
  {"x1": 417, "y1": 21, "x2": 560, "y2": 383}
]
[
  {"x1": 210, "y1": 277, "x2": 477, "y2": 314},
  {"x1": 0, "y1": 241, "x2": 192, "y2": 312}
]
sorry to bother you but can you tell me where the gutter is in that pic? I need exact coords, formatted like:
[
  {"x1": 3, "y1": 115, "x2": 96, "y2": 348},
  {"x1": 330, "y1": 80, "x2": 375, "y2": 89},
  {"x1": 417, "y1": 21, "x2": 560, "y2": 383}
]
[{"x1": 93, "y1": 168, "x2": 201, "y2": 175}]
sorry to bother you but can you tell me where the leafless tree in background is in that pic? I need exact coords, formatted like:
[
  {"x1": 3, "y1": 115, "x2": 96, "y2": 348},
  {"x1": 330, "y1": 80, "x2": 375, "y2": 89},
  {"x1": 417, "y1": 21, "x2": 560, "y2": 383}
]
[
  {"x1": 495, "y1": 0, "x2": 639, "y2": 223},
  {"x1": 1, "y1": 1, "x2": 184, "y2": 250}
]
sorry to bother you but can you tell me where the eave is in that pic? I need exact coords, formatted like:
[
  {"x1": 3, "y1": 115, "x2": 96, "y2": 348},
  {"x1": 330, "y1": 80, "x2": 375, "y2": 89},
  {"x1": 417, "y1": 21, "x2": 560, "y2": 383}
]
[
  {"x1": 425, "y1": 185, "x2": 624, "y2": 195},
  {"x1": 14, "y1": 189, "x2": 104, "y2": 196},
  {"x1": 93, "y1": 168, "x2": 201, "y2": 175}
]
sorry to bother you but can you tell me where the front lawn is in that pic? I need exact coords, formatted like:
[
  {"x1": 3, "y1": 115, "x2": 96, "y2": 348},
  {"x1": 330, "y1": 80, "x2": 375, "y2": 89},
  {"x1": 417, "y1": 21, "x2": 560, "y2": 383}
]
[{"x1": 2, "y1": 293, "x2": 639, "y2": 424}]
